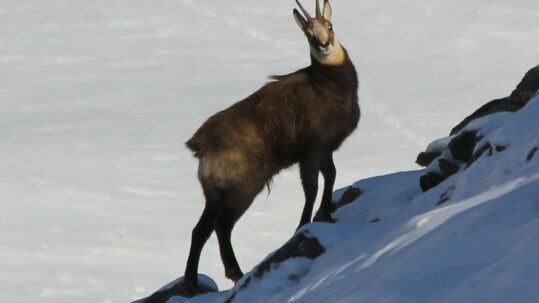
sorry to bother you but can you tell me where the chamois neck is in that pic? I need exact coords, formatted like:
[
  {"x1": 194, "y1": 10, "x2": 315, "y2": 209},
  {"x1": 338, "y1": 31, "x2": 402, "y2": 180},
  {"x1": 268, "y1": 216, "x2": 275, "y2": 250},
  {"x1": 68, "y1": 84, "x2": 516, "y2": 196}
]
[
  {"x1": 309, "y1": 46, "x2": 357, "y2": 88},
  {"x1": 309, "y1": 44, "x2": 353, "y2": 76}
]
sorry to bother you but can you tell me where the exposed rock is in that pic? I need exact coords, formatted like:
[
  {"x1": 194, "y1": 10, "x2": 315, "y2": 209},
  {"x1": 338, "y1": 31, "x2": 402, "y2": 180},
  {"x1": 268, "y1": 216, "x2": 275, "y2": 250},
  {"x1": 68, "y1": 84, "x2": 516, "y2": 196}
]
[
  {"x1": 419, "y1": 158, "x2": 460, "y2": 192},
  {"x1": 447, "y1": 131, "x2": 479, "y2": 162},
  {"x1": 467, "y1": 143, "x2": 493, "y2": 168},
  {"x1": 437, "y1": 185, "x2": 456, "y2": 206},
  {"x1": 369, "y1": 217, "x2": 381, "y2": 223},
  {"x1": 416, "y1": 151, "x2": 442, "y2": 167},
  {"x1": 495, "y1": 145, "x2": 507, "y2": 152},
  {"x1": 225, "y1": 231, "x2": 325, "y2": 303},
  {"x1": 420, "y1": 171, "x2": 445, "y2": 192},
  {"x1": 527, "y1": 147, "x2": 538, "y2": 162},
  {"x1": 509, "y1": 64, "x2": 539, "y2": 109},
  {"x1": 438, "y1": 158, "x2": 459, "y2": 176},
  {"x1": 252, "y1": 232, "x2": 324, "y2": 278},
  {"x1": 451, "y1": 65, "x2": 539, "y2": 135},
  {"x1": 133, "y1": 275, "x2": 218, "y2": 303},
  {"x1": 418, "y1": 65, "x2": 539, "y2": 192},
  {"x1": 334, "y1": 186, "x2": 362, "y2": 210},
  {"x1": 450, "y1": 97, "x2": 511, "y2": 135}
]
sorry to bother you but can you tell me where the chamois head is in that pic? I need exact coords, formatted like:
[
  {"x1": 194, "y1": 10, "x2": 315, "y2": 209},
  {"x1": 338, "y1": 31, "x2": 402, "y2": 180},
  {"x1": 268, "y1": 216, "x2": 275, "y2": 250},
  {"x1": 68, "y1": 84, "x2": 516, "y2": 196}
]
[{"x1": 293, "y1": 0, "x2": 344, "y2": 66}]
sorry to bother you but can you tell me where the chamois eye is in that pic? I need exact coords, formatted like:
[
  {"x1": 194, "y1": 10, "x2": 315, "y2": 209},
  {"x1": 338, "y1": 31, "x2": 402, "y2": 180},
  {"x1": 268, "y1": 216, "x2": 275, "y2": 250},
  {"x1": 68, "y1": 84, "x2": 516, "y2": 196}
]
[{"x1": 328, "y1": 23, "x2": 333, "y2": 31}]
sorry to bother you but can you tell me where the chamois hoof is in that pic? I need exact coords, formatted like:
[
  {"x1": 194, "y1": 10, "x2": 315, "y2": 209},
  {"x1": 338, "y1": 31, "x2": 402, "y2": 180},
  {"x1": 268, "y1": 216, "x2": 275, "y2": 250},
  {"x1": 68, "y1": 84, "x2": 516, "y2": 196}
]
[
  {"x1": 313, "y1": 210, "x2": 334, "y2": 223},
  {"x1": 225, "y1": 268, "x2": 244, "y2": 283}
]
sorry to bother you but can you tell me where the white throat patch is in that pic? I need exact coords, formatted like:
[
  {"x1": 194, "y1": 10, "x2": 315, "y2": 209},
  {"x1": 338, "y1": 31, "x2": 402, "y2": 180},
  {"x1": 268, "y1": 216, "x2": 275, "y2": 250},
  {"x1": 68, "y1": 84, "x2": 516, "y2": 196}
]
[{"x1": 311, "y1": 39, "x2": 345, "y2": 66}]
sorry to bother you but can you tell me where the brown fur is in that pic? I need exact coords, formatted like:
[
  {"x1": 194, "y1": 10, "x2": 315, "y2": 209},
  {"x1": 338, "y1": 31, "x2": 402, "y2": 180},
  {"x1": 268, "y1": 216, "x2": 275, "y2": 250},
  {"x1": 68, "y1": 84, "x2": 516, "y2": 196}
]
[
  {"x1": 187, "y1": 52, "x2": 359, "y2": 186},
  {"x1": 183, "y1": 0, "x2": 360, "y2": 294}
]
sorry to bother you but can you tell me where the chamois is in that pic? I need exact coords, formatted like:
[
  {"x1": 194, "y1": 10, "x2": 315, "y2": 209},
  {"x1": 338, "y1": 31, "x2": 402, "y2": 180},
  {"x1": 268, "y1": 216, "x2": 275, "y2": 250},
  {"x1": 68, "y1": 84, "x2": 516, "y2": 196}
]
[{"x1": 183, "y1": 0, "x2": 359, "y2": 294}]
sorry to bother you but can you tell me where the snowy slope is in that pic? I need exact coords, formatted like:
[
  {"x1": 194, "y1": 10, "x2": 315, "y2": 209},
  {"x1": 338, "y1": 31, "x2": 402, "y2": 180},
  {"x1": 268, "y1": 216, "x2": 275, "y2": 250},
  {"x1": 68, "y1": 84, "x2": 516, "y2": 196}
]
[
  {"x1": 1, "y1": 1, "x2": 539, "y2": 303},
  {"x1": 162, "y1": 88, "x2": 539, "y2": 303}
]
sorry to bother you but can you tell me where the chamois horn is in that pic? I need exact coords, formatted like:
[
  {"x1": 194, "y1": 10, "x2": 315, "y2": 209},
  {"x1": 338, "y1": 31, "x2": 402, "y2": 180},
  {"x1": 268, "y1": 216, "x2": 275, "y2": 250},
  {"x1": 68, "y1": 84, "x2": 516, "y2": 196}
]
[
  {"x1": 315, "y1": 0, "x2": 321, "y2": 19},
  {"x1": 295, "y1": 0, "x2": 312, "y2": 20}
]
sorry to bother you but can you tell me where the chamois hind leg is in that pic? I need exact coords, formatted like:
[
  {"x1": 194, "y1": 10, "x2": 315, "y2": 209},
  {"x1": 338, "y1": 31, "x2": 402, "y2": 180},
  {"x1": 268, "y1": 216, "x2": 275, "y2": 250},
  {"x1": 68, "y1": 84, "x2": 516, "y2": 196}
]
[
  {"x1": 215, "y1": 205, "x2": 243, "y2": 282},
  {"x1": 183, "y1": 201, "x2": 219, "y2": 295},
  {"x1": 297, "y1": 153, "x2": 321, "y2": 230},
  {"x1": 214, "y1": 187, "x2": 259, "y2": 282},
  {"x1": 314, "y1": 154, "x2": 336, "y2": 222}
]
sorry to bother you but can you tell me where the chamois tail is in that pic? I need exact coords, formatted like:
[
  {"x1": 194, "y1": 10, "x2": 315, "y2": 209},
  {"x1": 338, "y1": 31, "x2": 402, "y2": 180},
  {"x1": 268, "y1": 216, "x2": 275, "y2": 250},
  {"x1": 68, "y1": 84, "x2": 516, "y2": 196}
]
[{"x1": 185, "y1": 136, "x2": 202, "y2": 158}]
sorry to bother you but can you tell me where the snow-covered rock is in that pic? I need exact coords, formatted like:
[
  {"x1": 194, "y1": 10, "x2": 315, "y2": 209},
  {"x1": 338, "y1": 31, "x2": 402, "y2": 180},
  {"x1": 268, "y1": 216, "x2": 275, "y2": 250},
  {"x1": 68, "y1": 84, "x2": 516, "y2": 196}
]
[
  {"x1": 134, "y1": 275, "x2": 218, "y2": 303},
  {"x1": 450, "y1": 64, "x2": 539, "y2": 135},
  {"x1": 417, "y1": 65, "x2": 539, "y2": 191},
  {"x1": 137, "y1": 67, "x2": 539, "y2": 303}
]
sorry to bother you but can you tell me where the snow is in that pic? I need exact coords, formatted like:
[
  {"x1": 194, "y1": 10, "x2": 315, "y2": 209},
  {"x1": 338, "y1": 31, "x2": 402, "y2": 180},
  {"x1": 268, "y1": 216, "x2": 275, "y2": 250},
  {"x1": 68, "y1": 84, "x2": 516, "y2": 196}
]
[
  {"x1": 199, "y1": 96, "x2": 539, "y2": 303},
  {"x1": 1, "y1": 1, "x2": 538, "y2": 302}
]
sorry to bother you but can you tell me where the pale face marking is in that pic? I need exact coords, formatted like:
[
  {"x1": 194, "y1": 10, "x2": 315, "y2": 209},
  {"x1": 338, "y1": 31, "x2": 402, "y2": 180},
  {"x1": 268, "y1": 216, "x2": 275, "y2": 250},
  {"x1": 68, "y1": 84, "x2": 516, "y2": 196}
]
[{"x1": 294, "y1": 0, "x2": 345, "y2": 66}]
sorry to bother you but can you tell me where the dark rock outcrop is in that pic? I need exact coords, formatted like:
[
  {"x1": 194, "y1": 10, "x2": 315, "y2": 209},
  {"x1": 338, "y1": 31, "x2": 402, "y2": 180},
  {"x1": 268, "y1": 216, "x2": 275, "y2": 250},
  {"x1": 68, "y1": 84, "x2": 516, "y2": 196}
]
[
  {"x1": 447, "y1": 131, "x2": 479, "y2": 162},
  {"x1": 133, "y1": 275, "x2": 218, "y2": 303},
  {"x1": 419, "y1": 171, "x2": 446, "y2": 192},
  {"x1": 333, "y1": 186, "x2": 362, "y2": 210},
  {"x1": 252, "y1": 232, "x2": 325, "y2": 278},
  {"x1": 416, "y1": 151, "x2": 442, "y2": 167},
  {"x1": 436, "y1": 185, "x2": 456, "y2": 206},
  {"x1": 418, "y1": 65, "x2": 539, "y2": 192},
  {"x1": 451, "y1": 65, "x2": 539, "y2": 135},
  {"x1": 528, "y1": 147, "x2": 539, "y2": 162},
  {"x1": 224, "y1": 231, "x2": 325, "y2": 303}
]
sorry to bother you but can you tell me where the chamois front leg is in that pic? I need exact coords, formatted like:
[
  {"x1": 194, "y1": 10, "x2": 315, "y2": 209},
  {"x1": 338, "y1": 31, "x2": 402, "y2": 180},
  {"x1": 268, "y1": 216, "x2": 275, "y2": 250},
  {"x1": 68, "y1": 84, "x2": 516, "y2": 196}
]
[
  {"x1": 297, "y1": 155, "x2": 321, "y2": 230},
  {"x1": 314, "y1": 154, "x2": 336, "y2": 222}
]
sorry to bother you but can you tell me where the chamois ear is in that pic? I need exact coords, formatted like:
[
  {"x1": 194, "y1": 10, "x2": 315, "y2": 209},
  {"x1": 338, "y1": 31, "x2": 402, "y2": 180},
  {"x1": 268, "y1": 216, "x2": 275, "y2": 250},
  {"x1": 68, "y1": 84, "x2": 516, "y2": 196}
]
[
  {"x1": 293, "y1": 9, "x2": 307, "y2": 32},
  {"x1": 323, "y1": 0, "x2": 332, "y2": 21}
]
